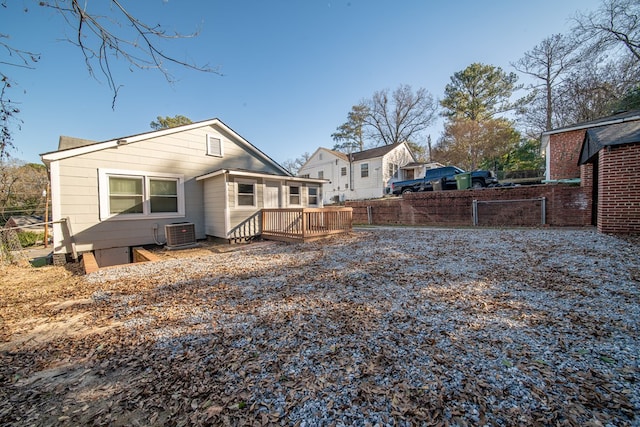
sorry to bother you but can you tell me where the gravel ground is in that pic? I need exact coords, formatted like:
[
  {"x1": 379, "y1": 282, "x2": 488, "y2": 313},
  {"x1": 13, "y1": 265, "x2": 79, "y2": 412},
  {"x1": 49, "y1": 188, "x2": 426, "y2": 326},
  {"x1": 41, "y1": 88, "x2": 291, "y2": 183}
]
[{"x1": 2, "y1": 227, "x2": 639, "y2": 426}]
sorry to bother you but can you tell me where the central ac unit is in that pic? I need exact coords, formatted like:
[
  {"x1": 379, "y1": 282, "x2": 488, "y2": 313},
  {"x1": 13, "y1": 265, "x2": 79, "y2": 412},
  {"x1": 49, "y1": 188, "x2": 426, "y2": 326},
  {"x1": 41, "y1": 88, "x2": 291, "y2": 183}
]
[{"x1": 165, "y1": 223, "x2": 196, "y2": 248}]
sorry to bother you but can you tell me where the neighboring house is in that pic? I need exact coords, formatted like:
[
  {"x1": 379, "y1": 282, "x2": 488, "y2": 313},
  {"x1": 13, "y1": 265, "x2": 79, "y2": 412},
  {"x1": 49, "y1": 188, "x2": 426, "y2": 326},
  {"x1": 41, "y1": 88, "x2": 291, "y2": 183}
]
[
  {"x1": 298, "y1": 142, "x2": 419, "y2": 203},
  {"x1": 40, "y1": 118, "x2": 326, "y2": 264},
  {"x1": 541, "y1": 109, "x2": 640, "y2": 234},
  {"x1": 4, "y1": 215, "x2": 46, "y2": 233}
]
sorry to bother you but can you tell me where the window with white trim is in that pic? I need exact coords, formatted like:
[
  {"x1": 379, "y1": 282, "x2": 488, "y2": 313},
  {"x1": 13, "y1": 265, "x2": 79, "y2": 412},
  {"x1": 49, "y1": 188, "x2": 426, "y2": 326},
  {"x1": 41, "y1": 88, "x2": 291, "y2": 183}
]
[
  {"x1": 99, "y1": 169, "x2": 184, "y2": 220},
  {"x1": 318, "y1": 170, "x2": 324, "y2": 179},
  {"x1": 388, "y1": 163, "x2": 399, "y2": 179},
  {"x1": 341, "y1": 167, "x2": 347, "y2": 176},
  {"x1": 206, "y1": 134, "x2": 223, "y2": 157},
  {"x1": 289, "y1": 185, "x2": 301, "y2": 205},
  {"x1": 150, "y1": 179, "x2": 179, "y2": 212},
  {"x1": 308, "y1": 186, "x2": 319, "y2": 206},
  {"x1": 361, "y1": 163, "x2": 369, "y2": 178},
  {"x1": 236, "y1": 180, "x2": 256, "y2": 207}
]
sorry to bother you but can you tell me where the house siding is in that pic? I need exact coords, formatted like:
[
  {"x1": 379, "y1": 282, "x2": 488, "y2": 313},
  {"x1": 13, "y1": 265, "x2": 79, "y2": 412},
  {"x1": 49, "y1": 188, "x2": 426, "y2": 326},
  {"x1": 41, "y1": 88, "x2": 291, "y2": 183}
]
[
  {"x1": 203, "y1": 174, "x2": 227, "y2": 237},
  {"x1": 597, "y1": 143, "x2": 640, "y2": 234},
  {"x1": 299, "y1": 144, "x2": 416, "y2": 203},
  {"x1": 49, "y1": 124, "x2": 282, "y2": 254},
  {"x1": 228, "y1": 177, "x2": 264, "y2": 236}
]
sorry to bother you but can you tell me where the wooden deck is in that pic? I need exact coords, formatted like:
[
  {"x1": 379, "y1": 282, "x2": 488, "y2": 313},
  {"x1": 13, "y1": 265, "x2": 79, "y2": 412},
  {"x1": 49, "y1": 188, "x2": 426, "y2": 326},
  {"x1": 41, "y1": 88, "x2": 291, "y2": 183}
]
[{"x1": 261, "y1": 207, "x2": 353, "y2": 243}]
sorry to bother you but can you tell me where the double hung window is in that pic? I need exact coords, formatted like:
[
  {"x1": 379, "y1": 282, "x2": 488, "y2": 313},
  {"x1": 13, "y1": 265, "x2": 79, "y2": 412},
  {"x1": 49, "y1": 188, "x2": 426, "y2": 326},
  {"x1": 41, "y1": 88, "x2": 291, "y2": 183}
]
[
  {"x1": 361, "y1": 163, "x2": 369, "y2": 178},
  {"x1": 308, "y1": 187, "x2": 319, "y2": 206},
  {"x1": 99, "y1": 169, "x2": 184, "y2": 220},
  {"x1": 237, "y1": 181, "x2": 256, "y2": 207},
  {"x1": 289, "y1": 186, "x2": 301, "y2": 205}
]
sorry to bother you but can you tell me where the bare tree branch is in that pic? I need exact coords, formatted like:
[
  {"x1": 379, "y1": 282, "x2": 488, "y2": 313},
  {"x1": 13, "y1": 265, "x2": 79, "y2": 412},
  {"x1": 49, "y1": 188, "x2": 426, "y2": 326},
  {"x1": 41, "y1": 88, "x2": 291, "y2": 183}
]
[
  {"x1": 40, "y1": 0, "x2": 222, "y2": 106},
  {"x1": 0, "y1": 0, "x2": 221, "y2": 158},
  {"x1": 573, "y1": 0, "x2": 640, "y2": 61}
]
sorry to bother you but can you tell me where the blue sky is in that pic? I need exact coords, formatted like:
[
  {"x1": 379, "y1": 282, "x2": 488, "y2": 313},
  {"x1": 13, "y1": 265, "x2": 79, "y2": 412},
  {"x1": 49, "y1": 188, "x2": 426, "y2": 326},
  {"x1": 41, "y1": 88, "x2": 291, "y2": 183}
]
[{"x1": 5, "y1": 0, "x2": 602, "y2": 166}]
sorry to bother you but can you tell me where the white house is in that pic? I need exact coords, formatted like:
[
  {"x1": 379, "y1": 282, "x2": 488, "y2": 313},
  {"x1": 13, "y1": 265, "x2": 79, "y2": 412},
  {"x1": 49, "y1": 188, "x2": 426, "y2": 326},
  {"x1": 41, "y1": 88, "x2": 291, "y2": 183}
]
[
  {"x1": 298, "y1": 142, "x2": 426, "y2": 203},
  {"x1": 40, "y1": 118, "x2": 326, "y2": 265}
]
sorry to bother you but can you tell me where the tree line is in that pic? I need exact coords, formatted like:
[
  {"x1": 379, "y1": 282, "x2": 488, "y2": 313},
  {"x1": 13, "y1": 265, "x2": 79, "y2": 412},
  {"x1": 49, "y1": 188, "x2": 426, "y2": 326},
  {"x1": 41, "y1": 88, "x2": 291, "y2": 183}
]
[
  {"x1": 1, "y1": 0, "x2": 638, "y2": 219},
  {"x1": 286, "y1": 0, "x2": 639, "y2": 174}
]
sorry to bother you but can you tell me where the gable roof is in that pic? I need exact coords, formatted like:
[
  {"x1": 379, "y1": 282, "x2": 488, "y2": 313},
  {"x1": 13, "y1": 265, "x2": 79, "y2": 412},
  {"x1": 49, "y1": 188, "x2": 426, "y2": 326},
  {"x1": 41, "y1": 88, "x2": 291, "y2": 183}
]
[
  {"x1": 350, "y1": 142, "x2": 410, "y2": 161},
  {"x1": 307, "y1": 142, "x2": 413, "y2": 165},
  {"x1": 578, "y1": 120, "x2": 640, "y2": 165},
  {"x1": 541, "y1": 109, "x2": 640, "y2": 150},
  {"x1": 41, "y1": 118, "x2": 291, "y2": 176}
]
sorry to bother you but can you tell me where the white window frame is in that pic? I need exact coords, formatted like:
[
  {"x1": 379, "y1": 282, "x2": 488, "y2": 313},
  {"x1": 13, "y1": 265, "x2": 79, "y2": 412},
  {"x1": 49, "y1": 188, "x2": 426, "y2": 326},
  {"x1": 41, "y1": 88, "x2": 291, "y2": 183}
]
[
  {"x1": 289, "y1": 185, "x2": 301, "y2": 206},
  {"x1": 206, "y1": 134, "x2": 224, "y2": 157},
  {"x1": 361, "y1": 163, "x2": 369, "y2": 178},
  {"x1": 388, "y1": 163, "x2": 399, "y2": 179},
  {"x1": 308, "y1": 186, "x2": 319, "y2": 206},
  {"x1": 236, "y1": 179, "x2": 257, "y2": 209},
  {"x1": 318, "y1": 170, "x2": 324, "y2": 179},
  {"x1": 98, "y1": 168, "x2": 185, "y2": 221}
]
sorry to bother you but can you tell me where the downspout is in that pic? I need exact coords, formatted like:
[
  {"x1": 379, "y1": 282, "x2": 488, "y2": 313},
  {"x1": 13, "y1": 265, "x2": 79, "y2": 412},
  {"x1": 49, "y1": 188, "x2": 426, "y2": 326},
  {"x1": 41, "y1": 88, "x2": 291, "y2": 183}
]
[
  {"x1": 349, "y1": 153, "x2": 354, "y2": 194},
  {"x1": 224, "y1": 171, "x2": 231, "y2": 237}
]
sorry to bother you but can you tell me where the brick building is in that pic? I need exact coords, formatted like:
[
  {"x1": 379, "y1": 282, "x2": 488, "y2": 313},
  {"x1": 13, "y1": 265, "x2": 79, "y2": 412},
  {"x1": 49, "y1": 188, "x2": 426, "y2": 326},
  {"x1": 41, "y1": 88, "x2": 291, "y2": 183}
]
[{"x1": 541, "y1": 110, "x2": 640, "y2": 234}]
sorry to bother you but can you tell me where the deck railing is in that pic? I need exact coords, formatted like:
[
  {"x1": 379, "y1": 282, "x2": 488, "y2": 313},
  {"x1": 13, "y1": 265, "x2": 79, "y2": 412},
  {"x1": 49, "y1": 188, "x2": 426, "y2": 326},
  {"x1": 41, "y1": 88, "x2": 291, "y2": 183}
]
[
  {"x1": 261, "y1": 207, "x2": 353, "y2": 242},
  {"x1": 228, "y1": 211, "x2": 261, "y2": 243}
]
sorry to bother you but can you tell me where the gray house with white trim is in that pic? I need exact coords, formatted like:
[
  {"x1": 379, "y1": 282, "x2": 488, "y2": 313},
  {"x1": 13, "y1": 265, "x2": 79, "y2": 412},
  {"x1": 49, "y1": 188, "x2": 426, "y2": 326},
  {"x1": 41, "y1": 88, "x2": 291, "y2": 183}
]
[{"x1": 41, "y1": 118, "x2": 325, "y2": 264}]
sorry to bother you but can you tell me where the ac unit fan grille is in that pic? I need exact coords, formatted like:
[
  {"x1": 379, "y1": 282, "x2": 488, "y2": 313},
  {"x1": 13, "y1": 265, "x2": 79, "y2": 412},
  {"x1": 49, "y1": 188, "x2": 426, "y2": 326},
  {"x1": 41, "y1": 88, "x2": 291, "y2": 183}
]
[{"x1": 165, "y1": 223, "x2": 196, "y2": 248}]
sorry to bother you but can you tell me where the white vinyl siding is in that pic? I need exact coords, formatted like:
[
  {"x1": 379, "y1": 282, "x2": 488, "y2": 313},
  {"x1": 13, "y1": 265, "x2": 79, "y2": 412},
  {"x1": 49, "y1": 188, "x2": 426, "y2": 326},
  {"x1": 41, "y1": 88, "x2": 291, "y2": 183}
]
[{"x1": 202, "y1": 174, "x2": 227, "y2": 237}]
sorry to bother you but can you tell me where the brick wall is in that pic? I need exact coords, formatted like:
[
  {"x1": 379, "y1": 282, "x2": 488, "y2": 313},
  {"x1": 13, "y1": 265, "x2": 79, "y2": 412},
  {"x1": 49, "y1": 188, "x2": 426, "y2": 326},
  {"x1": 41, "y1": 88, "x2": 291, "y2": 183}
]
[
  {"x1": 347, "y1": 184, "x2": 592, "y2": 228},
  {"x1": 549, "y1": 129, "x2": 585, "y2": 180},
  {"x1": 597, "y1": 143, "x2": 640, "y2": 234}
]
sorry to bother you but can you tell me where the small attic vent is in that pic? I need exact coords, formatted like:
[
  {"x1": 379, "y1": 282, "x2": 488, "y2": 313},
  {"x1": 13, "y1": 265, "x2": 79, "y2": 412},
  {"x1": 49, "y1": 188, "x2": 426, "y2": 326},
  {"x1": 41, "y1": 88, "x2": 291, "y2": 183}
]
[{"x1": 165, "y1": 223, "x2": 196, "y2": 248}]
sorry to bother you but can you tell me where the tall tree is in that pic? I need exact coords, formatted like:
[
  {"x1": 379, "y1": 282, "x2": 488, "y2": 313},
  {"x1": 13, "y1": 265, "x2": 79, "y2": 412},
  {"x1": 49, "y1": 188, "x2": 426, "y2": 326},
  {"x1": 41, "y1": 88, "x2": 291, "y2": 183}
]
[
  {"x1": 0, "y1": 160, "x2": 49, "y2": 221},
  {"x1": 573, "y1": 0, "x2": 640, "y2": 61},
  {"x1": 440, "y1": 63, "x2": 527, "y2": 121},
  {"x1": 500, "y1": 138, "x2": 545, "y2": 173},
  {"x1": 436, "y1": 63, "x2": 524, "y2": 171},
  {"x1": 434, "y1": 117, "x2": 520, "y2": 171},
  {"x1": 553, "y1": 58, "x2": 639, "y2": 124},
  {"x1": 613, "y1": 84, "x2": 640, "y2": 111},
  {"x1": 512, "y1": 34, "x2": 581, "y2": 133},
  {"x1": 150, "y1": 115, "x2": 193, "y2": 130},
  {"x1": 364, "y1": 84, "x2": 438, "y2": 147},
  {"x1": 331, "y1": 104, "x2": 369, "y2": 153},
  {"x1": 1, "y1": 1, "x2": 218, "y2": 159}
]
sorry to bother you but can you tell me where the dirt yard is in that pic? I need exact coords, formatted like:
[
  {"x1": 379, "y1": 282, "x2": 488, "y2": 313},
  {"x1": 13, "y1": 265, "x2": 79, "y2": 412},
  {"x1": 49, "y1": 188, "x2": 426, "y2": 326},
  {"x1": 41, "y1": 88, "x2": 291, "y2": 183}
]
[{"x1": 1, "y1": 228, "x2": 639, "y2": 426}]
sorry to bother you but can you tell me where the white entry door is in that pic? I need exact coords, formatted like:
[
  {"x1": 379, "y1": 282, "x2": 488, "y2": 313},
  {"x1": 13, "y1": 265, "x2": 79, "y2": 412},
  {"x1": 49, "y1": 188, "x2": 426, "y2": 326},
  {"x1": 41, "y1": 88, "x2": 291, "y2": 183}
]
[{"x1": 264, "y1": 181, "x2": 280, "y2": 208}]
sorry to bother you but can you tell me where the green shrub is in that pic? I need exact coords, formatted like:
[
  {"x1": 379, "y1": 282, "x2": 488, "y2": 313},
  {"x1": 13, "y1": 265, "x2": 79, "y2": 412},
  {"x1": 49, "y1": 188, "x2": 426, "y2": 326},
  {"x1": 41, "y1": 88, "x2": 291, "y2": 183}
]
[{"x1": 17, "y1": 231, "x2": 44, "y2": 247}]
